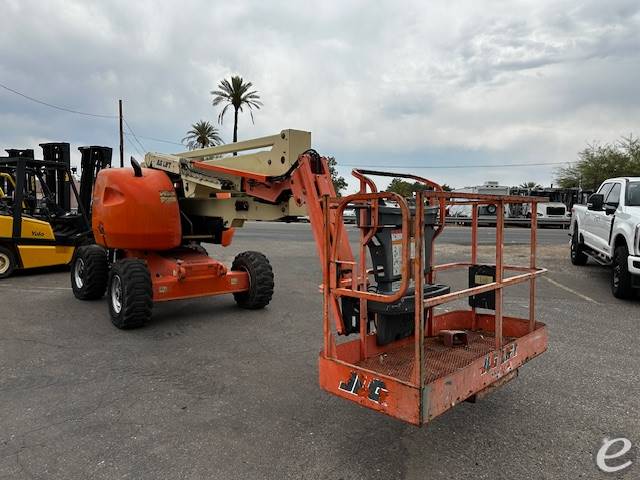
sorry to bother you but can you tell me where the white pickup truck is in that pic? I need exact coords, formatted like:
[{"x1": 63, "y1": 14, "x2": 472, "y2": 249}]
[{"x1": 571, "y1": 177, "x2": 640, "y2": 298}]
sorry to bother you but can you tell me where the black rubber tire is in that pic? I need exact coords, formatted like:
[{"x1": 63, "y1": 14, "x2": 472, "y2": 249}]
[
  {"x1": 71, "y1": 245, "x2": 109, "y2": 299},
  {"x1": 612, "y1": 244, "x2": 634, "y2": 299},
  {"x1": 108, "y1": 259, "x2": 153, "y2": 329},
  {"x1": 231, "y1": 251, "x2": 274, "y2": 309},
  {"x1": 0, "y1": 246, "x2": 17, "y2": 279},
  {"x1": 570, "y1": 228, "x2": 588, "y2": 266}
]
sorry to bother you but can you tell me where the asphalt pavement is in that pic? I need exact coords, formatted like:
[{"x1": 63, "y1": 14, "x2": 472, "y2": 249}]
[{"x1": 0, "y1": 222, "x2": 637, "y2": 479}]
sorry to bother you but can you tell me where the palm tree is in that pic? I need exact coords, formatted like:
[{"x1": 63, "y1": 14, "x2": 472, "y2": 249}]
[
  {"x1": 211, "y1": 76, "x2": 262, "y2": 145},
  {"x1": 182, "y1": 120, "x2": 224, "y2": 150},
  {"x1": 519, "y1": 181, "x2": 541, "y2": 189}
]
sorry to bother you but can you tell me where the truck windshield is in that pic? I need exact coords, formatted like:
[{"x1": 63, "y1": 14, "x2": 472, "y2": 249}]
[{"x1": 626, "y1": 182, "x2": 640, "y2": 206}]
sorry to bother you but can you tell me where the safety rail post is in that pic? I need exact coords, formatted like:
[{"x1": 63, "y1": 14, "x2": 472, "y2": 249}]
[
  {"x1": 471, "y1": 203, "x2": 478, "y2": 263},
  {"x1": 322, "y1": 195, "x2": 332, "y2": 358},
  {"x1": 471, "y1": 203, "x2": 479, "y2": 330},
  {"x1": 358, "y1": 203, "x2": 369, "y2": 361},
  {"x1": 413, "y1": 192, "x2": 425, "y2": 388},
  {"x1": 529, "y1": 200, "x2": 538, "y2": 333},
  {"x1": 495, "y1": 201, "x2": 504, "y2": 351}
]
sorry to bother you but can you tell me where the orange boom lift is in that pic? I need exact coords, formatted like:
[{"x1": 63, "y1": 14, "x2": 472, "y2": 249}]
[{"x1": 71, "y1": 129, "x2": 547, "y2": 425}]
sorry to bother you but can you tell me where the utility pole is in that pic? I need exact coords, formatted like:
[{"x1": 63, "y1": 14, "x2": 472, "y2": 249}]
[{"x1": 118, "y1": 99, "x2": 124, "y2": 167}]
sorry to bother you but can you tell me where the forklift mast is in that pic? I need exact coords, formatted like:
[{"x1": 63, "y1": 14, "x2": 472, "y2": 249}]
[
  {"x1": 1, "y1": 143, "x2": 112, "y2": 216},
  {"x1": 78, "y1": 146, "x2": 112, "y2": 215},
  {"x1": 40, "y1": 142, "x2": 71, "y2": 211}
]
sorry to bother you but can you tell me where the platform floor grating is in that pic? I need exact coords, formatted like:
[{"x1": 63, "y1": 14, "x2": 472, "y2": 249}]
[{"x1": 356, "y1": 331, "x2": 512, "y2": 385}]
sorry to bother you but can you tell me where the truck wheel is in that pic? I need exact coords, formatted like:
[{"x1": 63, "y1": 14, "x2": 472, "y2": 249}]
[
  {"x1": 231, "y1": 251, "x2": 274, "y2": 309},
  {"x1": 0, "y1": 246, "x2": 17, "y2": 279},
  {"x1": 612, "y1": 245, "x2": 634, "y2": 299},
  {"x1": 108, "y1": 259, "x2": 153, "y2": 329},
  {"x1": 570, "y1": 229, "x2": 588, "y2": 266},
  {"x1": 71, "y1": 245, "x2": 108, "y2": 300}
]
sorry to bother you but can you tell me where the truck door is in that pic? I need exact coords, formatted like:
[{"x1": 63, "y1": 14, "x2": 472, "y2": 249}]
[
  {"x1": 583, "y1": 182, "x2": 612, "y2": 249},
  {"x1": 593, "y1": 182, "x2": 621, "y2": 254}
]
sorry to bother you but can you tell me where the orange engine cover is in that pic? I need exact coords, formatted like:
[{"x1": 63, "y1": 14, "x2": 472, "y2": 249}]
[{"x1": 92, "y1": 167, "x2": 182, "y2": 250}]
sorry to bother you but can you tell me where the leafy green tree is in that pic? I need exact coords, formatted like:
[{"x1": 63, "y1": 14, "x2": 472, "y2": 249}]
[
  {"x1": 441, "y1": 184, "x2": 453, "y2": 192},
  {"x1": 386, "y1": 178, "x2": 430, "y2": 197},
  {"x1": 387, "y1": 178, "x2": 413, "y2": 197},
  {"x1": 181, "y1": 120, "x2": 223, "y2": 150},
  {"x1": 519, "y1": 181, "x2": 541, "y2": 189},
  {"x1": 327, "y1": 157, "x2": 347, "y2": 196},
  {"x1": 211, "y1": 76, "x2": 262, "y2": 147},
  {"x1": 556, "y1": 135, "x2": 640, "y2": 190}
]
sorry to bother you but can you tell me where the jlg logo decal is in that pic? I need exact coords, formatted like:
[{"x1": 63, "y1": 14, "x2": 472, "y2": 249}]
[
  {"x1": 338, "y1": 372, "x2": 388, "y2": 404},
  {"x1": 482, "y1": 343, "x2": 518, "y2": 374}
]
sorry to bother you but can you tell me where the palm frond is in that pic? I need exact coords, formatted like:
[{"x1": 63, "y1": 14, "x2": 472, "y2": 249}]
[
  {"x1": 182, "y1": 120, "x2": 224, "y2": 150},
  {"x1": 218, "y1": 104, "x2": 230, "y2": 124},
  {"x1": 211, "y1": 75, "x2": 263, "y2": 140}
]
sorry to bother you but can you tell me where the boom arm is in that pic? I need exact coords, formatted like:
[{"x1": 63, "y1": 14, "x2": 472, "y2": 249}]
[
  {"x1": 145, "y1": 130, "x2": 314, "y2": 226},
  {"x1": 144, "y1": 130, "x2": 355, "y2": 333}
]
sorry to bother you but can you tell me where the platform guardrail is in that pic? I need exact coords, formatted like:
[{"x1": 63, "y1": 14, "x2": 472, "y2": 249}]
[{"x1": 445, "y1": 216, "x2": 570, "y2": 228}]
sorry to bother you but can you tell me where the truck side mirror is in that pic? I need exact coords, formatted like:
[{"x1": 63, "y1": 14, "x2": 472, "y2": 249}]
[
  {"x1": 587, "y1": 193, "x2": 603, "y2": 211},
  {"x1": 604, "y1": 203, "x2": 618, "y2": 215}
]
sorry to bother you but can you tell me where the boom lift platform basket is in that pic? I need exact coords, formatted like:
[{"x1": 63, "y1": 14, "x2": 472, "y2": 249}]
[{"x1": 317, "y1": 170, "x2": 548, "y2": 425}]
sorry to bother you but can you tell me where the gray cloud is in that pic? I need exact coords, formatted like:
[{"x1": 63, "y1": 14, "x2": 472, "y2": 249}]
[{"x1": 1, "y1": 0, "x2": 639, "y2": 190}]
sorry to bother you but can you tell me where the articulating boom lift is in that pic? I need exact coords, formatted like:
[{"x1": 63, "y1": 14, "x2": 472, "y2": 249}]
[{"x1": 71, "y1": 129, "x2": 548, "y2": 425}]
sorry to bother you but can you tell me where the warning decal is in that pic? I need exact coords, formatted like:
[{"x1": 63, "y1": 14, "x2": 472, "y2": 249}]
[{"x1": 159, "y1": 190, "x2": 177, "y2": 203}]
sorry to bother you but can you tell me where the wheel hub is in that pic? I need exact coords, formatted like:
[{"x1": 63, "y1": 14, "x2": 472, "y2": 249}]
[
  {"x1": 111, "y1": 275, "x2": 122, "y2": 314},
  {"x1": 0, "y1": 254, "x2": 8, "y2": 274},
  {"x1": 74, "y1": 258, "x2": 85, "y2": 288}
]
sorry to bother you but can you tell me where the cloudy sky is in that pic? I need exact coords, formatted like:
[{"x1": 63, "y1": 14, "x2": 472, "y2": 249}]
[{"x1": 1, "y1": 0, "x2": 639, "y2": 191}]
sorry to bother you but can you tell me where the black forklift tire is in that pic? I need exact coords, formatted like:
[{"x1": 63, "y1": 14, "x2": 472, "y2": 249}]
[
  {"x1": 108, "y1": 259, "x2": 153, "y2": 329},
  {"x1": 570, "y1": 228, "x2": 588, "y2": 266},
  {"x1": 71, "y1": 245, "x2": 109, "y2": 299},
  {"x1": 612, "y1": 244, "x2": 634, "y2": 299},
  {"x1": 231, "y1": 251, "x2": 274, "y2": 309},
  {"x1": 0, "y1": 246, "x2": 17, "y2": 279}
]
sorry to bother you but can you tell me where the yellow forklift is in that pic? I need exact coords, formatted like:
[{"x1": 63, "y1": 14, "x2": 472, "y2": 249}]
[{"x1": 0, "y1": 144, "x2": 110, "y2": 278}]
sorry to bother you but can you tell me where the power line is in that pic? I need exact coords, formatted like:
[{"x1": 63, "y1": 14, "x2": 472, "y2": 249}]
[
  {"x1": 125, "y1": 138, "x2": 143, "y2": 158},
  {"x1": 125, "y1": 133, "x2": 184, "y2": 147},
  {"x1": 124, "y1": 135, "x2": 144, "y2": 158},
  {"x1": 337, "y1": 161, "x2": 571, "y2": 169},
  {"x1": 123, "y1": 119, "x2": 147, "y2": 153},
  {"x1": 1, "y1": 81, "x2": 185, "y2": 147},
  {"x1": 0, "y1": 81, "x2": 118, "y2": 118}
]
